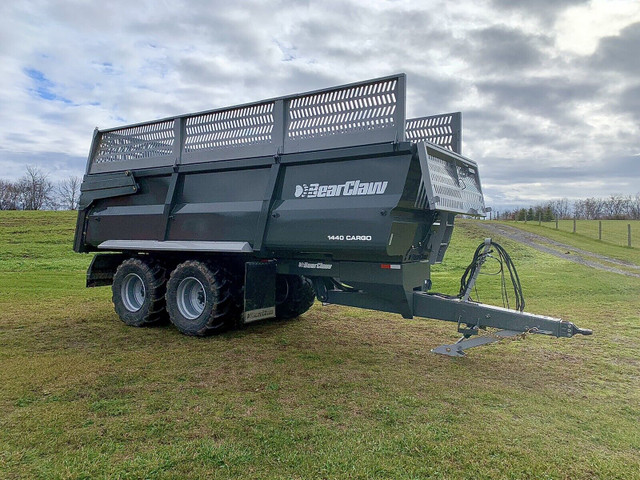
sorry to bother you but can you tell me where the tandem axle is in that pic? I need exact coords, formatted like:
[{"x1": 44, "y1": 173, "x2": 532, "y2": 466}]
[{"x1": 86, "y1": 237, "x2": 591, "y2": 356}]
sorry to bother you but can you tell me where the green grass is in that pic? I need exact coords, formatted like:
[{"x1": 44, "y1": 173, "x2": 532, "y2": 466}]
[
  {"x1": 550, "y1": 219, "x2": 640, "y2": 248},
  {"x1": 1, "y1": 212, "x2": 639, "y2": 479},
  {"x1": 514, "y1": 218, "x2": 639, "y2": 248},
  {"x1": 502, "y1": 219, "x2": 640, "y2": 266}
]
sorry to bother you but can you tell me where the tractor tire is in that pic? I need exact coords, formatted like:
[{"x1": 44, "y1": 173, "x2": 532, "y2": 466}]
[
  {"x1": 275, "y1": 275, "x2": 315, "y2": 320},
  {"x1": 165, "y1": 260, "x2": 235, "y2": 336},
  {"x1": 112, "y1": 257, "x2": 167, "y2": 327}
]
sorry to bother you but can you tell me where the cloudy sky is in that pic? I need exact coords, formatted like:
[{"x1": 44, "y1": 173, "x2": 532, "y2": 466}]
[{"x1": 1, "y1": 0, "x2": 639, "y2": 210}]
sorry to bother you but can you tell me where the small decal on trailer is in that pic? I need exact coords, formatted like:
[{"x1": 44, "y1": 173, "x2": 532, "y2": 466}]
[
  {"x1": 327, "y1": 235, "x2": 372, "y2": 241},
  {"x1": 298, "y1": 261, "x2": 333, "y2": 270},
  {"x1": 380, "y1": 264, "x2": 401, "y2": 270},
  {"x1": 244, "y1": 306, "x2": 276, "y2": 323}
]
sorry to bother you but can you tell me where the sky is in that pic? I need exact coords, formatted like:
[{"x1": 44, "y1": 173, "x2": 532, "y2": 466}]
[{"x1": 1, "y1": 0, "x2": 639, "y2": 211}]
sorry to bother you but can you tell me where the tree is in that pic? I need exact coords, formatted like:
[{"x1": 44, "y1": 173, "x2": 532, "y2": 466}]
[
  {"x1": 573, "y1": 199, "x2": 585, "y2": 219},
  {"x1": 602, "y1": 194, "x2": 629, "y2": 219},
  {"x1": 57, "y1": 176, "x2": 81, "y2": 210},
  {"x1": 17, "y1": 166, "x2": 54, "y2": 210},
  {"x1": 526, "y1": 207, "x2": 535, "y2": 221},
  {"x1": 534, "y1": 205, "x2": 544, "y2": 221},
  {"x1": 0, "y1": 179, "x2": 20, "y2": 210},
  {"x1": 628, "y1": 193, "x2": 640, "y2": 220},
  {"x1": 581, "y1": 197, "x2": 604, "y2": 220},
  {"x1": 551, "y1": 198, "x2": 570, "y2": 219}
]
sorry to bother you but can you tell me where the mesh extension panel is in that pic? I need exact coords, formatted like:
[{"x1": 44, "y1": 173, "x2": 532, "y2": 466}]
[
  {"x1": 88, "y1": 74, "x2": 406, "y2": 174},
  {"x1": 405, "y1": 112, "x2": 461, "y2": 154},
  {"x1": 93, "y1": 120, "x2": 176, "y2": 167},
  {"x1": 181, "y1": 102, "x2": 277, "y2": 164},
  {"x1": 283, "y1": 76, "x2": 403, "y2": 153}
]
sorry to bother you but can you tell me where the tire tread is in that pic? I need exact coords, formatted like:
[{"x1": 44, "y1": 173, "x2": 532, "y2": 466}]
[
  {"x1": 275, "y1": 275, "x2": 315, "y2": 320},
  {"x1": 165, "y1": 260, "x2": 236, "y2": 336},
  {"x1": 112, "y1": 257, "x2": 167, "y2": 327}
]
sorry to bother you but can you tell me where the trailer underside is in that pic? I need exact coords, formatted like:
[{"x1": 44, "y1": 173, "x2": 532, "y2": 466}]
[{"x1": 86, "y1": 248, "x2": 591, "y2": 355}]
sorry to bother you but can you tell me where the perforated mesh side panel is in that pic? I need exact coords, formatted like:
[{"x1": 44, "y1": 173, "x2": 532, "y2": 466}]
[
  {"x1": 415, "y1": 182, "x2": 429, "y2": 210},
  {"x1": 93, "y1": 120, "x2": 175, "y2": 165},
  {"x1": 457, "y1": 165, "x2": 484, "y2": 214},
  {"x1": 284, "y1": 77, "x2": 402, "y2": 151},
  {"x1": 416, "y1": 142, "x2": 485, "y2": 216},
  {"x1": 422, "y1": 154, "x2": 465, "y2": 212},
  {"x1": 184, "y1": 103, "x2": 274, "y2": 152},
  {"x1": 406, "y1": 112, "x2": 461, "y2": 154}
]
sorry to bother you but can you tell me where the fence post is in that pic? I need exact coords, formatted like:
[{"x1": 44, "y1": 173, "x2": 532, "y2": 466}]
[
  {"x1": 538, "y1": 212, "x2": 541, "y2": 226},
  {"x1": 599, "y1": 221, "x2": 602, "y2": 241},
  {"x1": 629, "y1": 224, "x2": 632, "y2": 248},
  {"x1": 573, "y1": 218, "x2": 576, "y2": 233},
  {"x1": 555, "y1": 218, "x2": 558, "y2": 230}
]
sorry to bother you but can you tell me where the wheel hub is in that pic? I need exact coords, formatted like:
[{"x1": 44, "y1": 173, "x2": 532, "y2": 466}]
[
  {"x1": 121, "y1": 273, "x2": 146, "y2": 312},
  {"x1": 176, "y1": 276, "x2": 207, "y2": 320}
]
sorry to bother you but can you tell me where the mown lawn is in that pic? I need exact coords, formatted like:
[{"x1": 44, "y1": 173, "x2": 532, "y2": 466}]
[
  {"x1": 511, "y1": 219, "x2": 640, "y2": 259},
  {"x1": 0, "y1": 211, "x2": 639, "y2": 479}
]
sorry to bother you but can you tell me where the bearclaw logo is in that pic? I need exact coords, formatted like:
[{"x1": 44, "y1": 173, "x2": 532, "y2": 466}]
[{"x1": 294, "y1": 180, "x2": 388, "y2": 198}]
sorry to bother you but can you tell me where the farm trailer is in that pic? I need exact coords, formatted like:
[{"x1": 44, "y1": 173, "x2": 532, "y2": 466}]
[{"x1": 73, "y1": 73, "x2": 590, "y2": 356}]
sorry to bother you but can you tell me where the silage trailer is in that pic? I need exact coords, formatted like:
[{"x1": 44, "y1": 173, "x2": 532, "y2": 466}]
[{"x1": 73, "y1": 73, "x2": 591, "y2": 355}]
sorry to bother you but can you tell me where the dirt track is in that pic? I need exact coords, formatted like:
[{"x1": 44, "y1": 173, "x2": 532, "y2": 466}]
[{"x1": 475, "y1": 222, "x2": 640, "y2": 279}]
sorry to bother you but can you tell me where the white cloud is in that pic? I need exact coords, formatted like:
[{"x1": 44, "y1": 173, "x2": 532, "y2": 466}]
[
  {"x1": 0, "y1": 0, "x2": 638, "y2": 211},
  {"x1": 555, "y1": 0, "x2": 640, "y2": 55}
]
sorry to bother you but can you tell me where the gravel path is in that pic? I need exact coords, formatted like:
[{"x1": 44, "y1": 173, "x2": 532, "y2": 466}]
[{"x1": 475, "y1": 222, "x2": 640, "y2": 279}]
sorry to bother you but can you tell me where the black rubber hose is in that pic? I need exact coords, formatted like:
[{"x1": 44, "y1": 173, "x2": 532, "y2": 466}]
[{"x1": 459, "y1": 240, "x2": 525, "y2": 312}]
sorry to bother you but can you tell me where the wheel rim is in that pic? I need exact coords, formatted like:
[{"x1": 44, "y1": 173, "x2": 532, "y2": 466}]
[
  {"x1": 121, "y1": 273, "x2": 146, "y2": 312},
  {"x1": 176, "y1": 276, "x2": 206, "y2": 320}
]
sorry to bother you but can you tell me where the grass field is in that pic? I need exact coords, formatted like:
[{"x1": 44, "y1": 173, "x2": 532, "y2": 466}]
[
  {"x1": 1, "y1": 211, "x2": 639, "y2": 479},
  {"x1": 502, "y1": 220, "x2": 640, "y2": 267},
  {"x1": 512, "y1": 219, "x2": 640, "y2": 249}
]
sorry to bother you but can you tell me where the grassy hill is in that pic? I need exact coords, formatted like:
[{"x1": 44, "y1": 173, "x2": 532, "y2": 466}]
[
  {"x1": 503, "y1": 220, "x2": 640, "y2": 266},
  {"x1": 1, "y1": 212, "x2": 639, "y2": 479}
]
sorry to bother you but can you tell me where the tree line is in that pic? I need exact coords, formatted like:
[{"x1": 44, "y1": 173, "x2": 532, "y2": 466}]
[
  {"x1": 0, "y1": 166, "x2": 80, "y2": 211},
  {"x1": 495, "y1": 195, "x2": 640, "y2": 221}
]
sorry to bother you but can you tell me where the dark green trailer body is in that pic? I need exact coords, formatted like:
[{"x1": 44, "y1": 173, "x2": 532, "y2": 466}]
[{"x1": 74, "y1": 74, "x2": 590, "y2": 354}]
